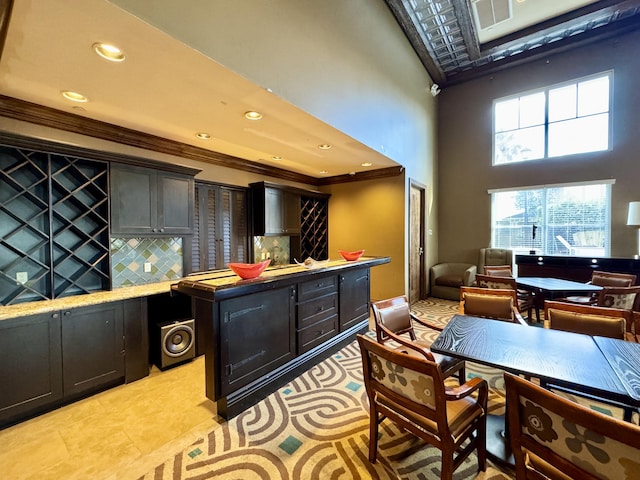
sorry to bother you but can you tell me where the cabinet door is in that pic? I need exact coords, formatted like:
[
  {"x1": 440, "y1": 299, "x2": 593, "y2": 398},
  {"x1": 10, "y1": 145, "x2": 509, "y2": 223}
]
[
  {"x1": 110, "y1": 164, "x2": 156, "y2": 234},
  {"x1": 0, "y1": 313, "x2": 63, "y2": 426},
  {"x1": 218, "y1": 286, "x2": 295, "y2": 395},
  {"x1": 61, "y1": 303, "x2": 125, "y2": 397},
  {"x1": 339, "y1": 268, "x2": 371, "y2": 331},
  {"x1": 282, "y1": 191, "x2": 301, "y2": 234},
  {"x1": 264, "y1": 187, "x2": 284, "y2": 234},
  {"x1": 158, "y1": 172, "x2": 194, "y2": 234}
]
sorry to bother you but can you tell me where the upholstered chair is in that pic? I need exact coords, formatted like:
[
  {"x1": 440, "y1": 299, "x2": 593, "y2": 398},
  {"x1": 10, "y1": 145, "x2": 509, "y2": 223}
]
[
  {"x1": 543, "y1": 300, "x2": 630, "y2": 339},
  {"x1": 597, "y1": 285, "x2": 640, "y2": 311},
  {"x1": 459, "y1": 286, "x2": 528, "y2": 325},
  {"x1": 560, "y1": 271, "x2": 637, "y2": 306},
  {"x1": 357, "y1": 334, "x2": 488, "y2": 480},
  {"x1": 477, "y1": 248, "x2": 513, "y2": 276},
  {"x1": 505, "y1": 372, "x2": 640, "y2": 480},
  {"x1": 371, "y1": 295, "x2": 466, "y2": 383},
  {"x1": 430, "y1": 263, "x2": 477, "y2": 301},
  {"x1": 474, "y1": 274, "x2": 538, "y2": 322}
]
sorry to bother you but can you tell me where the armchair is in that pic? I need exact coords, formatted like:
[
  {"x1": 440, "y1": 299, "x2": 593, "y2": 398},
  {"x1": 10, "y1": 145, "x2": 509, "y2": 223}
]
[
  {"x1": 357, "y1": 334, "x2": 487, "y2": 479},
  {"x1": 477, "y1": 247, "x2": 513, "y2": 275},
  {"x1": 429, "y1": 262, "x2": 477, "y2": 301},
  {"x1": 459, "y1": 286, "x2": 528, "y2": 325}
]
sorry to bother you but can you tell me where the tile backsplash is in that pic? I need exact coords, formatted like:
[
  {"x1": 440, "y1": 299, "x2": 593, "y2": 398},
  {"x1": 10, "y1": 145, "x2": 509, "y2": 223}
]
[
  {"x1": 111, "y1": 237, "x2": 183, "y2": 287},
  {"x1": 253, "y1": 236, "x2": 290, "y2": 266}
]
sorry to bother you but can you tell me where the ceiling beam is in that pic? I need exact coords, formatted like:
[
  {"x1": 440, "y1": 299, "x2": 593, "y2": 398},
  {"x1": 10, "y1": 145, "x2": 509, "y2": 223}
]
[{"x1": 451, "y1": 0, "x2": 480, "y2": 60}]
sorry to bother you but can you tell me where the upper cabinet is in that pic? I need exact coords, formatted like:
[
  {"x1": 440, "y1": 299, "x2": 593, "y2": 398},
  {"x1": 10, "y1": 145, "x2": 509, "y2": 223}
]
[
  {"x1": 251, "y1": 182, "x2": 301, "y2": 236},
  {"x1": 111, "y1": 164, "x2": 195, "y2": 235}
]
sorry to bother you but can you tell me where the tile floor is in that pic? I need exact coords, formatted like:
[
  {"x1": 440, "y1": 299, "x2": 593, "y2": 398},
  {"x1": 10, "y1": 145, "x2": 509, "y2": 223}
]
[{"x1": 0, "y1": 356, "x2": 220, "y2": 480}]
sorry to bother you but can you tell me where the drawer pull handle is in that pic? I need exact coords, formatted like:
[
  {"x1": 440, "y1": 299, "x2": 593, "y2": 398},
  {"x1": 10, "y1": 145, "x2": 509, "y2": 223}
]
[{"x1": 317, "y1": 329, "x2": 325, "y2": 336}]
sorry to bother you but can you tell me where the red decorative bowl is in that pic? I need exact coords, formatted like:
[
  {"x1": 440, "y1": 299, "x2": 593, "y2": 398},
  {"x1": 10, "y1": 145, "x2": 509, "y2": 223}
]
[
  {"x1": 339, "y1": 249, "x2": 365, "y2": 261},
  {"x1": 228, "y1": 259, "x2": 271, "y2": 279}
]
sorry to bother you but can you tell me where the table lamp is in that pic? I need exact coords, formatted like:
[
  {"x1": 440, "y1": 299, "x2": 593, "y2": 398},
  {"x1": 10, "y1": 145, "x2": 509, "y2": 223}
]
[{"x1": 626, "y1": 201, "x2": 640, "y2": 258}]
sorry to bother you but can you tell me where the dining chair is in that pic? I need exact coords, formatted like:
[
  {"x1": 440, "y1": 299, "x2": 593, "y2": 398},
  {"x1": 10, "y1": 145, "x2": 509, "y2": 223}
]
[
  {"x1": 483, "y1": 264, "x2": 513, "y2": 277},
  {"x1": 504, "y1": 372, "x2": 640, "y2": 480},
  {"x1": 543, "y1": 300, "x2": 631, "y2": 340},
  {"x1": 559, "y1": 270, "x2": 637, "y2": 306},
  {"x1": 371, "y1": 295, "x2": 466, "y2": 383},
  {"x1": 473, "y1": 275, "x2": 537, "y2": 323},
  {"x1": 357, "y1": 334, "x2": 488, "y2": 480},
  {"x1": 597, "y1": 285, "x2": 640, "y2": 311},
  {"x1": 459, "y1": 286, "x2": 528, "y2": 325}
]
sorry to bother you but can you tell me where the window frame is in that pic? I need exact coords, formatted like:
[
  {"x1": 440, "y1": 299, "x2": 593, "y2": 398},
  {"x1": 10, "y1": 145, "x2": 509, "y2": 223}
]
[
  {"x1": 489, "y1": 180, "x2": 614, "y2": 257},
  {"x1": 492, "y1": 70, "x2": 613, "y2": 165}
]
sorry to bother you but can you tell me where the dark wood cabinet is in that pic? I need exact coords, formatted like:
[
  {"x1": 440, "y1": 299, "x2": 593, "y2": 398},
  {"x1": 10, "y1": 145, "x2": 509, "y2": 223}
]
[
  {"x1": 111, "y1": 164, "x2": 194, "y2": 235},
  {"x1": 218, "y1": 286, "x2": 296, "y2": 395},
  {"x1": 61, "y1": 303, "x2": 125, "y2": 397},
  {"x1": 191, "y1": 182, "x2": 248, "y2": 272},
  {"x1": 251, "y1": 182, "x2": 301, "y2": 235},
  {"x1": 339, "y1": 269, "x2": 371, "y2": 331},
  {"x1": 0, "y1": 313, "x2": 63, "y2": 426}
]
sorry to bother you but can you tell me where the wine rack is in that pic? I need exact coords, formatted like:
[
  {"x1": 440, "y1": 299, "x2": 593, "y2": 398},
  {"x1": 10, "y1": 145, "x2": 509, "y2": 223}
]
[
  {"x1": 300, "y1": 196, "x2": 328, "y2": 260},
  {"x1": 0, "y1": 145, "x2": 109, "y2": 305}
]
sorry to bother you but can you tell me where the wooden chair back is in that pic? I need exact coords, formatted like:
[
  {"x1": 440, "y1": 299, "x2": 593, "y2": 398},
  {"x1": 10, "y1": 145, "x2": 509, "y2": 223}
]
[
  {"x1": 597, "y1": 285, "x2": 640, "y2": 311},
  {"x1": 357, "y1": 334, "x2": 488, "y2": 478},
  {"x1": 483, "y1": 265, "x2": 513, "y2": 277},
  {"x1": 544, "y1": 300, "x2": 630, "y2": 339},
  {"x1": 505, "y1": 372, "x2": 640, "y2": 480},
  {"x1": 475, "y1": 273, "x2": 517, "y2": 290},
  {"x1": 591, "y1": 271, "x2": 637, "y2": 287},
  {"x1": 460, "y1": 286, "x2": 527, "y2": 324}
]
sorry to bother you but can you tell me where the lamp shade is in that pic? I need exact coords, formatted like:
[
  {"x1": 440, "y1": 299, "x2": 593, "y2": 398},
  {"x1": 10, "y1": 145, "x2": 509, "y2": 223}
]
[{"x1": 627, "y1": 202, "x2": 640, "y2": 227}]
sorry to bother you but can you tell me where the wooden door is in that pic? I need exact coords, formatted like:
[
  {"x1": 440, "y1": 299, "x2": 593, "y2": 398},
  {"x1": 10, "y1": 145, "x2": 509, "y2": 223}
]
[{"x1": 409, "y1": 182, "x2": 426, "y2": 303}]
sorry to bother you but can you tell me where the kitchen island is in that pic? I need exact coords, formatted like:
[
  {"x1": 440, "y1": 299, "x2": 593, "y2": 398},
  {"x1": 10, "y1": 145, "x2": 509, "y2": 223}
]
[{"x1": 174, "y1": 256, "x2": 390, "y2": 419}]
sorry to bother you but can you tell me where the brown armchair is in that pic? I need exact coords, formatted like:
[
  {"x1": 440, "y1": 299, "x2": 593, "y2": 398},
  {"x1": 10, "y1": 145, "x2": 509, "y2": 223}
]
[
  {"x1": 371, "y1": 295, "x2": 466, "y2": 383},
  {"x1": 597, "y1": 285, "x2": 640, "y2": 311},
  {"x1": 505, "y1": 372, "x2": 640, "y2": 480},
  {"x1": 429, "y1": 262, "x2": 477, "y2": 301},
  {"x1": 357, "y1": 334, "x2": 488, "y2": 479},
  {"x1": 477, "y1": 247, "x2": 513, "y2": 275},
  {"x1": 560, "y1": 270, "x2": 637, "y2": 306},
  {"x1": 459, "y1": 286, "x2": 528, "y2": 325}
]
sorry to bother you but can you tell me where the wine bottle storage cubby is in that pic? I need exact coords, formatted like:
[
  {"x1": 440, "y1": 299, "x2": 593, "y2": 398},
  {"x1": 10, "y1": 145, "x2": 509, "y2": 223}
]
[
  {"x1": 0, "y1": 145, "x2": 110, "y2": 305},
  {"x1": 300, "y1": 196, "x2": 328, "y2": 261}
]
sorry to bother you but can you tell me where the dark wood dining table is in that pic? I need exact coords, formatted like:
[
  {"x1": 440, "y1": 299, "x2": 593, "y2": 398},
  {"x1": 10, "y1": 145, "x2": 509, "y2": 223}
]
[
  {"x1": 430, "y1": 314, "x2": 638, "y2": 465},
  {"x1": 515, "y1": 276, "x2": 603, "y2": 320}
]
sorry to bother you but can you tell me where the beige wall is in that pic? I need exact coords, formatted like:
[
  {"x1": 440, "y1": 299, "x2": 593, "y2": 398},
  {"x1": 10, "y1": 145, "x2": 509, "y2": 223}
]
[
  {"x1": 437, "y1": 29, "x2": 640, "y2": 266},
  {"x1": 322, "y1": 175, "x2": 406, "y2": 301}
]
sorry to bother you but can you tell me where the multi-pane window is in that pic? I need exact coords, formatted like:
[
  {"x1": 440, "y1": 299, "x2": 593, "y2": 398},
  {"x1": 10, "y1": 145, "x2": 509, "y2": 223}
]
[
  {"x1": 494, "y1": 71, "x2": 611, "y2": 164},
  {"x1": 490, "y1": 181, "x2": 613, "y2": 256}
]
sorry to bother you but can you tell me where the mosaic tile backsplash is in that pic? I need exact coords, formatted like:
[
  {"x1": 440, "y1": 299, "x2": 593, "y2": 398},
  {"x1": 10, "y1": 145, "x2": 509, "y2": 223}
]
[
  {"x1": 111, "y1": 237, "x2": 183, "y2": 288},
  {"x1": 253, "y1": 236, "x2": 290, "y2": 266}
]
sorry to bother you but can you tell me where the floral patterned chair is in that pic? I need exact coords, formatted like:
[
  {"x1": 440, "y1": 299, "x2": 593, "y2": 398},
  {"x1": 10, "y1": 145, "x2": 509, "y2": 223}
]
[
  {"x1": 597, "y1": 285, "x2": 640, "y2": 311},
  {"x1": 357, "y1": 334, "x2": 488, "y2": 480},
  {"x1": 504, "y1": 372, "x2": 640, "y2": 480}
]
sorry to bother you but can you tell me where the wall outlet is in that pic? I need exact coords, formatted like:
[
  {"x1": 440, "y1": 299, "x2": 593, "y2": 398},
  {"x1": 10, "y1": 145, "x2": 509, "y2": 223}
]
[
  {"x1": 16, "y1": 271, "x2": 28, "y2": 284},
  {"x1": 144, "y1": 262, "x2": 152, "y2": 273}
]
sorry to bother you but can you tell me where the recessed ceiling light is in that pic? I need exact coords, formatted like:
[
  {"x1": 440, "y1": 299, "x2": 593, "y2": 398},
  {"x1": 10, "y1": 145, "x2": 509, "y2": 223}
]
[
  {"x1": 318, "y1": 144, "x2": 332, "y2": 150},
  {"x1": 361, "y1": 162, "x2": 373, "y2": 167},
  {"x1": 195, "y1": 132, "x2": 211, "y2": 140},
  {"x1": 320, "y1": 170, "x2": 329, "y2": 174},
  {"x1": 244, "y1": 111, "x2": 263, "y2": 120},
  {"x1": 272, "y1": 156, "x2": 282, "y2": 160},
  {"x1": 92, "y1": 42, "x2": 125, "y2": 62},
  {"x1": 62, "y1": 91, "x2": 88, "y2": 102}
]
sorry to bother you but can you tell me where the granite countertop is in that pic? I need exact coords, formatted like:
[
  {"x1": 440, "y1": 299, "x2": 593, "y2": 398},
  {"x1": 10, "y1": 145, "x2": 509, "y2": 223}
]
[{"x1": 0, "y1": 257, "x2": 389, "y2": 321}]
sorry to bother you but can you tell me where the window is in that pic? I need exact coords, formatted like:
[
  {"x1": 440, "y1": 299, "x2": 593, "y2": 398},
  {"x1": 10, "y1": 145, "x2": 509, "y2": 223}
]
[
  {"x1": 494, "y1": 72, "x2": 611, "y2": 164},
  {"x1": 490, "y1": 181, "x2": 613, "y2": 256}
]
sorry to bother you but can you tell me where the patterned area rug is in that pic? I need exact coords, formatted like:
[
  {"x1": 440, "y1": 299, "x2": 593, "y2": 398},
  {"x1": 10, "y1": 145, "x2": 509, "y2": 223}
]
[{"x1": 138, "y1": 298, "x2": 623, "y2": 479}]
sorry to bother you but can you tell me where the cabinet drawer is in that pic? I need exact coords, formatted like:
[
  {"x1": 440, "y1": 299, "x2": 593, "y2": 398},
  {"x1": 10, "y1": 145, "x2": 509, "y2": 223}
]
[
  {"x1": 298, "y1": 275, "x2": 338, "y2": 301},
  {"x1": 297, "y1": 315, "x2": 337, "y2": 354},
  {"x1": 298, "y1": 293, "x2": 338, "y2": 329}
]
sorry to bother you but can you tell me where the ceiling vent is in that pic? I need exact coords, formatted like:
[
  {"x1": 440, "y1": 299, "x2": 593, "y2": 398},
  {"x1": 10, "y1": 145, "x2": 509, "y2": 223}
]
[{"x1": 472, "y1": 0, "x2": 512, "y2": 30}]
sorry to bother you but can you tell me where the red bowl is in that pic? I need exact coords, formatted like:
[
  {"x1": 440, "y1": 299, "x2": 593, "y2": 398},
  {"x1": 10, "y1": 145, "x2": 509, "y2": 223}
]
[
  {"x1": 339, "y1": 249, "x2": 365, "y2": 261},
  {"x1": 228, "y1": 259, "x2": 271, "y2": 279}
]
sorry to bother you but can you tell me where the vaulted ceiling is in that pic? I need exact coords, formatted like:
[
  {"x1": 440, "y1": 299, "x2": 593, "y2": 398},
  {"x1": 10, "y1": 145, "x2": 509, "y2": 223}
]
[{"x1": 385, "y1": 0, "x2": 640, "y2": 87}]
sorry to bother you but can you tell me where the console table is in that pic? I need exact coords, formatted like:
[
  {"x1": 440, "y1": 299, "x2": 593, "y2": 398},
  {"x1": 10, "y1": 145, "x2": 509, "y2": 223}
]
[{"x1": 516, "y1": 255, "x2": 640, "y2": 284}]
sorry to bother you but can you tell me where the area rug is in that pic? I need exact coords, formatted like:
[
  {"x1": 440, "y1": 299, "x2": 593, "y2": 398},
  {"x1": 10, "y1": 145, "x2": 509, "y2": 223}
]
[{"x1": 138, "y1": 298, "x2": 624, "y2": 480}]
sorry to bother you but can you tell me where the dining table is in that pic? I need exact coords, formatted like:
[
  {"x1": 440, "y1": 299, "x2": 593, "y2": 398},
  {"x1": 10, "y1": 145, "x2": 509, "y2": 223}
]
[
  {"x1": 430, "y1": 314, "x2": 639, "y2": 466},
  {"x1": 515, "y1": 276, "x2": 603, "y2": 321}
]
